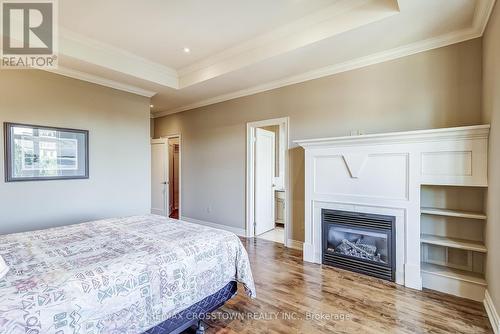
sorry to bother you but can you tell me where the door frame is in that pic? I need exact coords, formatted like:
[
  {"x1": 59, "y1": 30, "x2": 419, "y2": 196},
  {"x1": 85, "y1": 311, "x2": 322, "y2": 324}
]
[
  {"x1": 254, "y1": 127, "x2": 276, "y2": 236},
  {"x1": 151, "y1": 138, "x2": 169, "y2": 216},
  {"x1": 156, "y1": 134, "x2": 182, "y2": 218},
  {"x1": 246, "y1": 117, "x2": 290, "y2": 247}
]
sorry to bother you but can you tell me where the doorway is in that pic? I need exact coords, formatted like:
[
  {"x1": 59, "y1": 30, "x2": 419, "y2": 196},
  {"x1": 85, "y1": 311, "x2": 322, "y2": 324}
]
[
  {"x1": 246, "y1": 117, "x2": 289, "y2": 246},
  {"x1": 168, "y1": 137, "x2": 180, "y2": 219},
  {"x1": 151, "y1": 135, "x2": 181, "y2": 218}
]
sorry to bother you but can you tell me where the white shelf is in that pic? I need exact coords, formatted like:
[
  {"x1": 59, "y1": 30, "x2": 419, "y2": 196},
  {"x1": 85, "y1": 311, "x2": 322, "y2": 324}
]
[
  {"x1": 421, "y1": 263, "x2": 486, "y2": 286},
  {"x1": 420, "y1": 183, "x2": 488, "y2": 188},
  {"x1": 420, "y1": 234, "x2": 487, "y2": 253},
  {"x1": 421, "y1": 207, "x2": 486, "y2": 220}
]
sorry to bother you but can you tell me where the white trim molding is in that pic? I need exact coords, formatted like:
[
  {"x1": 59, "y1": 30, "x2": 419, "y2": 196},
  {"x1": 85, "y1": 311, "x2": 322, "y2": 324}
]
[
  {"x1": 246, "y1": 117, "x2": 291, "y2": 248},
  {"x1": 47, "y1": 66, "x2": 156, "y2": 98},
  {"x1": 294, "y1": 125, "x2": 491, "y2": 148},
  {"x1": 474, "y1": 0, "x2": 497, "y2": 35},
  {"x1": 153, "y1": 29, "x2": 485, "y2": 117},
  {"x1": 59, "y1": 29, "x2": 179, "y2": 89},
  {"x1": 180, "y1": 216, "x2": 246, "y2": 237},
  {"x1": 485, "y1": 290, "x2": 500, "y2": 334},
  {"x1": 38, "y1": 1, "x2": 495, "y2": 107},
  {"x1": 152, "y1": 0, "x2": 496, "y2": 117}
]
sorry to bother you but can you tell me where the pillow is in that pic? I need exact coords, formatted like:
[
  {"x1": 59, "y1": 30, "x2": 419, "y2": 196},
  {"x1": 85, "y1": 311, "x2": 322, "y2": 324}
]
[{"x1": 0, "y1": 255, "x2": 9, "y2": 280}]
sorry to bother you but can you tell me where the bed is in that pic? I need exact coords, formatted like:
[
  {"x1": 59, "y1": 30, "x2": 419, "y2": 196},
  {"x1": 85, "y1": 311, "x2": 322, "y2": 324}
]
[{"x1": 0, "y1": 215, "x2": 256, "y2": 333}]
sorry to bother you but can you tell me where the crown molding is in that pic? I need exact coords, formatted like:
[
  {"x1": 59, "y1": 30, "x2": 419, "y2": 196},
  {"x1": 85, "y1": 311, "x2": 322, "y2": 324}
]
[
  {"x1": 294, "y1": 125, "x2": 490, "y2": 148},
  {"x1": 46, "y1": 0, "x2": 398, "y2": 93},
  {"x1": 474, "y1": 0, "x2": 496, "y2": 34},
  {"x1": 152, "y1": 28, "x2": 482, "y2": 118},
  {"x1": 58, "y1": 29, "x2": 179, "y2": 89},
  {"x1": 47, "y1": 66, "x2": 156, "y2": 98},
  {"x1": 153, "y1": 0, "x2": 495, "y2": 118},
  {"x1": 40, "y1": 0, "x2": 494, "y2": 105}
]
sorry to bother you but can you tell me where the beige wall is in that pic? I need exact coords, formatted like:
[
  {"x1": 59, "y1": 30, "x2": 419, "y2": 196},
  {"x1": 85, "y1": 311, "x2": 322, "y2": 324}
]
[
  {"x1": 0, "y1": 70, "x2": 151, "y2": 234},
  {"x1": 154, "y1": 39, "x2": 483, "y2": 241},
  {"x1": 483, "y1": 2, "x2": 500, "y2": 318}
]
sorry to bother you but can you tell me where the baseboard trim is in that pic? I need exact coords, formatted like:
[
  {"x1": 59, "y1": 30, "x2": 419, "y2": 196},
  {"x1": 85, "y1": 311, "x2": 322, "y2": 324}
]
[
  {"x1": 287, "y1": 239, "x2": 303, "y2": 251},
  {"x1": 180, "y1": 216, "x2": 246, "y2": 237},
  {"x1": 485, "y1": 290, "x2": 500, "y2": 334}
]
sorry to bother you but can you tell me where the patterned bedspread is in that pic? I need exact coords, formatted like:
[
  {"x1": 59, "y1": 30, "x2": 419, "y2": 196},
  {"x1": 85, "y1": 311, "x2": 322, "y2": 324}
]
[{"x1": 0, "y1": 215, "x2": 255, "y2": 334}]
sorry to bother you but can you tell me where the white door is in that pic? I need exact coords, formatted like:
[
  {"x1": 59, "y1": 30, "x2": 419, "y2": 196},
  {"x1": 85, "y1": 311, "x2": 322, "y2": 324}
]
[
  {"x1": 168, "y1": 142, "x2": 175, "y2": 214},
  {"x1": 255, "y1": 128, "x2": 275, "y2": 235},
  {"x1": 151, "y1": 139, "x2": 169, "y2": 216}
]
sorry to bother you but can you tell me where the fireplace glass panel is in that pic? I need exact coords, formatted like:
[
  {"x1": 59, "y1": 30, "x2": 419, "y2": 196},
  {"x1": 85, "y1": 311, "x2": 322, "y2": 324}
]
[{"x1": 326, "y1": 225, "x2": 389, "y2": 265}]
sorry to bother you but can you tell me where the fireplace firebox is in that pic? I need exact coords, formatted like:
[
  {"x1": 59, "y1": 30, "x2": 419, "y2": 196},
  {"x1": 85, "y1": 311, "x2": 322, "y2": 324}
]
[{"x1": 322, "y1": 209, "x2": 396, "y2": 282}]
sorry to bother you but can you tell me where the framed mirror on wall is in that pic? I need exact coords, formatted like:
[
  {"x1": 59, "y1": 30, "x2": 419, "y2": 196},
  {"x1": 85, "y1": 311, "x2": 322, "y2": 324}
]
[{"x1": 4, "y1": 123, "x2": 89, "y2": 182}]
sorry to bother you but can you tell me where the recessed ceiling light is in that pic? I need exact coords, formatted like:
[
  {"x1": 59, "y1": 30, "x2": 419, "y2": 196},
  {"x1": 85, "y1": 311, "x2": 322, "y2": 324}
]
[
  {"x1": 150, "y1": 104, "x2": 154, "y2": 108},
  {"x1": 183, "y1": 47, "x2": 191, "y2": 54}
]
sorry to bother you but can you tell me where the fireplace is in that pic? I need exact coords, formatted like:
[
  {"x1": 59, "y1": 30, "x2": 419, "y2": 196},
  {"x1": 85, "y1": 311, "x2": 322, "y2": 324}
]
[{"x1": 322, "y1": 209, "x2": 396, "y2": 281}]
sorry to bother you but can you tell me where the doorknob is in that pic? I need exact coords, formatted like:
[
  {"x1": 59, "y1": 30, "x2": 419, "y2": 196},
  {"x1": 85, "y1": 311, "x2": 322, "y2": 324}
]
[{"x1": 162, "y1": 181, "x2": 168, "y2": 185}]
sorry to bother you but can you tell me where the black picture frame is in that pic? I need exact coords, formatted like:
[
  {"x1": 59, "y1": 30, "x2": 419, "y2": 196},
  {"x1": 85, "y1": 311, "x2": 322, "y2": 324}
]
[{"x1": 4, "y1": 122, "x2": 89, "y2": 182}]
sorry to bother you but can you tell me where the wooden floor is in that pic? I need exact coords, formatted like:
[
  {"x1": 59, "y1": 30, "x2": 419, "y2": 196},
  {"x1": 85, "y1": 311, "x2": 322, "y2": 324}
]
[{"x1": 187, "y1": 237, "x2": 492, "y2": 334}]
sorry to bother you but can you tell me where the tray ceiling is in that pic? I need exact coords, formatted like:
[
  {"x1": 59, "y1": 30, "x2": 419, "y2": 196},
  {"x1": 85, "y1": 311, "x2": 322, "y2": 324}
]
[{"x1": 42, "y1": 0, "x2": 494, "y2": 116}]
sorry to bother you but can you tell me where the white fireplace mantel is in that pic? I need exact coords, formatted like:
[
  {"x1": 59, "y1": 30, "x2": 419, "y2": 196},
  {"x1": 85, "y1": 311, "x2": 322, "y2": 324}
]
[{"x1": 295, "y1": 125, "x2": 489, "y2": 292}]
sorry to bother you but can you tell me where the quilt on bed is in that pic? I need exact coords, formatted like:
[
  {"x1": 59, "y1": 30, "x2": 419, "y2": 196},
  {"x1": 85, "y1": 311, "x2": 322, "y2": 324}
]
[{"x1": 0, "y1": 215, "x2": 255, "y2": 334}]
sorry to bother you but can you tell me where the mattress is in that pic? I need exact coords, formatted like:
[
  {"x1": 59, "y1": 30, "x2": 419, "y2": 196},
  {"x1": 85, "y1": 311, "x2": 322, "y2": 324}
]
[
  {"x1": 145, "y1": 280, "x2": 237, "y2": 334},
  {"x1": 0, "y1": 215, "x2": 255, "y2": 334}
]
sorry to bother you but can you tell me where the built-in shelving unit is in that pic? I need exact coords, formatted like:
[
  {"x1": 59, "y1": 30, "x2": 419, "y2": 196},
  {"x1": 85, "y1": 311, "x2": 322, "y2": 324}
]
[
  {"x1": 420, "y1": 185, "x2": 487, "y2": 302},
  {"x1": 296, "y1": 124, "x2": 490, "y2": 297}
]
